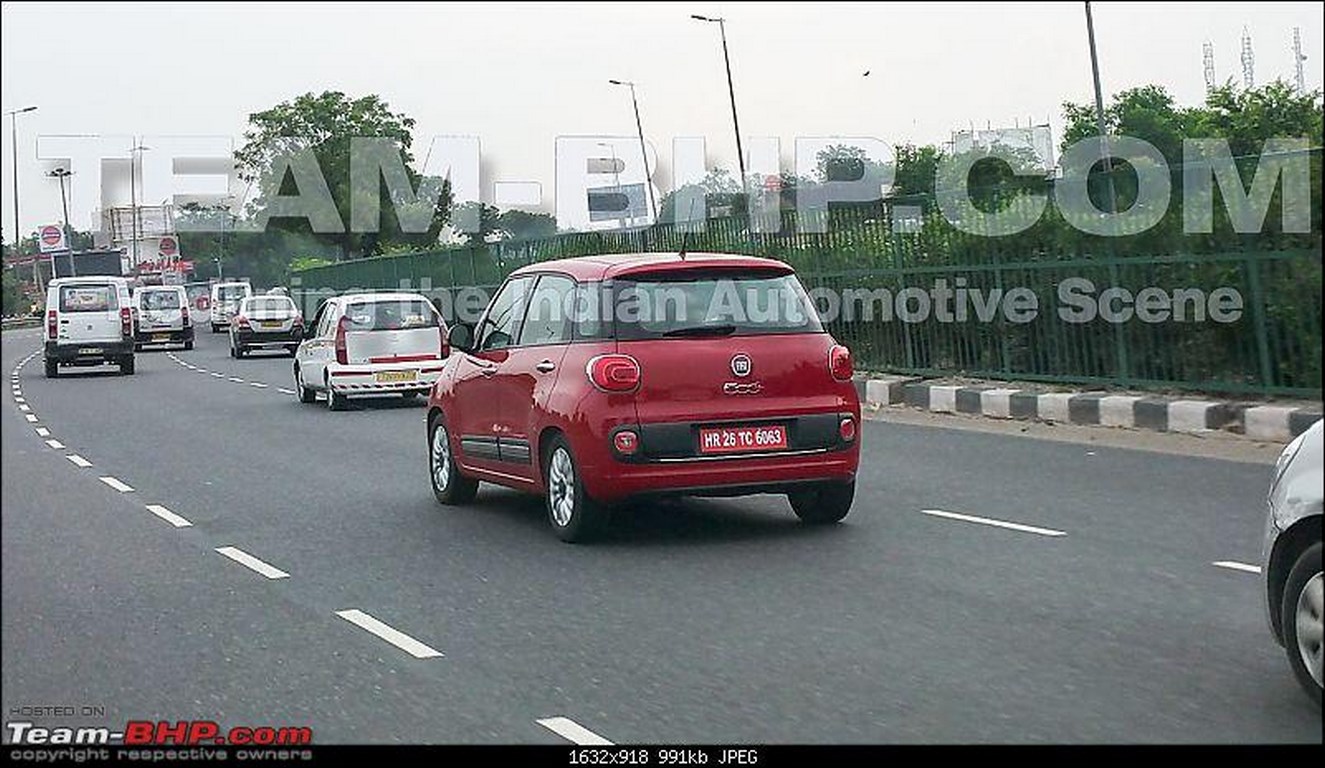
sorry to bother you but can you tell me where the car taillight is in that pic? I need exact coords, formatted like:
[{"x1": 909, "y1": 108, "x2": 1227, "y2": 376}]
[
  {"x1": 439, "y1": 325, "x2": 449, "y2": 359},
  {"x1": 334, "y1": 316, "x2": 349, "y2": 365},
  {"x1": 839, "y1": 416, "x2": 857, "y2": 443},
  {"x1": 120, "y1": 307, "x2": 132, "y2": 338},
  {"x1": 292, "y1": 315, "x2": 304, "y2": 328},
  {"x1": 47, "y1": 310, "x2": 58, "y2": 338},
  {"x1": 235, "y1": 315, "x2": 251, "y2": 329},
  {"x1": 182, "y1": 306, "x2": 191, "y2": 325},
  {"x1": 586, "y1": 354, "x2": 641, "y2": 393},
  {"x1": 613, "y1": 429, "x2": 640, "y2": 456},
  {"x1": 829, "y1": 344, "x2": 853, "y2": 382}
]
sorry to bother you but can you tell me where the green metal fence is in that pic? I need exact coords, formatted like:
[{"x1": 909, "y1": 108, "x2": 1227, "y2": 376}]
[{"x1": 293, "y1": 204, "x2": 1322, "y2": 398}]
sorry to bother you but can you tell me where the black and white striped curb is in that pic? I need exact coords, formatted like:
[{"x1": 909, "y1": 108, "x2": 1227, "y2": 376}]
[{"x1": 856, "y1": 376, "x2": 1322, "y2": 442}]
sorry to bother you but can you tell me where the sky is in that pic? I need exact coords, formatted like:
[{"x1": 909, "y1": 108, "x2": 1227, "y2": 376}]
[{"x1": 2, "y1": 1, "x2": 1322, "y2": 239}]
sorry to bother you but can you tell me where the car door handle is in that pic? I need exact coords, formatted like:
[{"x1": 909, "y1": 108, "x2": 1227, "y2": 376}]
[
  {"x1": 535, "y1": 360, "x2": 556, "y2": 373},
  {"x1": 477, "y1": 361, "x2": 497, "y2": 376}
]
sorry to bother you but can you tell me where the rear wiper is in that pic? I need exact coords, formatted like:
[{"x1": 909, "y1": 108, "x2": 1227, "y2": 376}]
[{"x1": 661, "y1": 324, "x2": 737, "y2": 338}]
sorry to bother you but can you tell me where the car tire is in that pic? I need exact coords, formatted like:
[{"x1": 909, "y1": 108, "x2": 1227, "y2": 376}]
[
  {"x1": 788, "y1": 480, "x2": 855, "y2": 525},
  {"x1": 1282, "y1": 541, "x2": 1323, "y2": 706},
  {"x1": 543, "y1": 436, "x2": 607, "y2": 543},
  {"x1": 429, "y1": 413, "x2": 478, "y2": 505},
  {"x1": 134, "y1": 343, "x2": 143, "y2": 352},
  {"x1": 287, "y1": 345, "x2": 298, "y2": 357},
  {"x1": 236, "y1": 346, "x2": 247, "y2": 358},
  {"x1": 325, "y1": 380, "x2": 347, "y2": 411},
  {"x1": 119, "y1": 355, "x2": 135, "y2": 376},
  {"x1": 294, "y1": 366, "x2": 317, "y2": 404},
  {"x1": 44, "y1": 358, "x2": 57, "y2": 378},
  {"x1": 183, "y1": 340, "x2": 194, "y2": 351},
  {"x1": 211, "y1": 324, "x2": 221, "y2": 334}
]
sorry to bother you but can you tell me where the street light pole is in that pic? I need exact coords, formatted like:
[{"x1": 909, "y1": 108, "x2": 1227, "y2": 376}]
[
  {"x1": 691, "y1": 15, "x2": 747, "y2": 188},
  {"x1": 608, "y1": 80, "x2": 658, "y2": 222},
  {"x1": 7, "y1": 106, "x2": 39, "y2": 288},
  {"x1": 1084, "y1": 1, "x2": 1117, "y2": 215},
  {"x1": 49, "y1": 168, "x2": 74, "y2": 277},
  {"x1": 128, "y1": 138, "x2": 149, "y2": 270}
]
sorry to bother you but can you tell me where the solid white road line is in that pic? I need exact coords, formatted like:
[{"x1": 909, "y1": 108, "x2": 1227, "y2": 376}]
[
  {"x1": 44, "y1": 439, "x2": 65, "y2": 449},
  {"x1": 1213, "y1": 560, "x2": 1262, "y2": 574},
  {"x1": 66, "y1": 454, "x2": 93, "y2": 468},
  {"x1": 920, "y1": 508, "x2": 1067, "y2": 537},
  {"x1": 334, "y1": 609, "x2": 444, "y2": 659},
  {"x1": 34, "y1": 427, "x2": 49, "y2": 437},
  {"x1": 535, "y1": 717, "x2": 614, "y2": 746},
  {"x1": 277, "y1": 388, "x2": 295, "y2": 395},
  {"x1": 146, "y1": 504, "x2": 193, "y2": 528},
  {"x1": 99, "y1": 476, "x2": 135, "y2": 493},
  {"x1": 249, "y1": 382, "x2": 268, "y2": 388},
  {"x1": 24, "y1": 414, "x2": 38, "y2": 422},
  {"x1": 216, "y1": 546, "x2": 289, "y2": 579}
]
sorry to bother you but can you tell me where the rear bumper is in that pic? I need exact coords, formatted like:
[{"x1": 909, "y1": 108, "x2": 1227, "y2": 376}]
[
  {"x1": 328, "y1": 362, "x2": 446, "y2": 395},
  {"x1": 582, "y1": 447, "x2": 859, "y2": 503},
  {"x1": 44, "y1": 339, "x2": 134, "y2": 363},
  {"x1": 233, "y1": 328, "x2": 301, "y2": 346},
  {"x1": 135, "y1": 326, "x2": 194, "y2": 344}
]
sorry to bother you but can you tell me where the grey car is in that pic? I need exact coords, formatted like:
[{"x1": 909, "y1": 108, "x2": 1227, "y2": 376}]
[{"x1": 1263, "y1": 418, "x2": 1323, "y2": 706}]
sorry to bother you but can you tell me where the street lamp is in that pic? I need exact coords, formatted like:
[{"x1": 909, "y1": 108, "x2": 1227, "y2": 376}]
[
  {"x1": 691, "y1": 15, "x2": 746, "y2": 188},
  {"x1": 1084, "y1": 1, "x2": 1117, "y2": 215},
  {"x1": 48, "y1": 168, "x2": 74, "y2": 277},
  {"x1": 128, "y1": 138, "x2": 150, "y2": 269},
  {"x1": 608, "y1": 80, "x2": 658, "y2": 222},
  {"x1": 7, "y1": 105, "x2": 39, "y2": 287}
]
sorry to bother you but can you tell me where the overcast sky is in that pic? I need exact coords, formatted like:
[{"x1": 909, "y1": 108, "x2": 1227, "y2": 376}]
[{"x1": 2, "y1": 1, "x2": 1321, "y2": 239}]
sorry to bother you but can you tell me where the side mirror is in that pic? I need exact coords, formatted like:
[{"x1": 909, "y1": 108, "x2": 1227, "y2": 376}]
[
  {"x1": 447, "y1": 323, "x2": 475, "y2": 354},
  {"x1": 303, "y1": 324, "x2": 317, "y2": 339}
]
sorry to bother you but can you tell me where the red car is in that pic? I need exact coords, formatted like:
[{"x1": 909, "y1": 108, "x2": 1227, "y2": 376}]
[{"x1": 425, "y1": 252, "x2": 861, "y2": 542}]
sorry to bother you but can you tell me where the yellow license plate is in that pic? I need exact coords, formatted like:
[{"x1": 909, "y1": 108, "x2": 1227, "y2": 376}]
[
  {"x1": 151, "y1": 334, "x2": 170, "y2": 342},
  {"x1": 375, "y1": 370, "x2": 418, "y2": 383},
  {"x1": 260, "y1": 320, "x2": 283, "y2": 328}
]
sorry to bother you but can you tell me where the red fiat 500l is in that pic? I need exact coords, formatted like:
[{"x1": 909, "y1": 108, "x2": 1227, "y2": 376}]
[{"x1": 426, "y1": 252, "x2": 861, "y2": 542}]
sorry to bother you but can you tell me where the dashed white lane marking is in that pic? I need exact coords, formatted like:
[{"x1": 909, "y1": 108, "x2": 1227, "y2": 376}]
[
  {"x1": 99, "y1": 476, "x2": 134, "y2": 493},
  {"x1": 18, "y1": 404, "x2": 30, "y2": 412},
  {"x1": 210, "y1": 372, "x2": 224, "y2": 378},
  {"x1": 24, "y1": 414, "x2": 38, "y2": 422},
  {"x1": 67, "y1": 454, "x2": 93, "y2": 468},
  {"x1": 535, "y1": 717, "x2": 614, "y2": 746},
  {"x1": 14, "y1": 397, "x2": 25, "y2": 403},
  {"x1": 249, "y1": 382, "x2": 268, "y2": 388},
  {"x1": 1213, "y1": 560, "x2": 1262, "y2": 574},
  {"x1": 920, "y1": 508, "x2": 1067, "y2": 538},
  {"x1": 334, "y1": 609, "x2": 444, "y2": 659},
  {"x1": 34, "y1": 427, "x2": 50, "y2": 437},
  {"x1": 146, "y1": 504, "x2": 193, "y2": 528},
  {"x1": 228, "y1": 377, "x2": 244, "y2": 383},
  {"x1": 278, "y1": 388, "x2": 295, "y2": 395},
  {"x1": 44, "y1": 439, "x2": 65, "y2": 449},
  {"x1": 216, "y1": 546, "x2": 289, "y2": 579}
]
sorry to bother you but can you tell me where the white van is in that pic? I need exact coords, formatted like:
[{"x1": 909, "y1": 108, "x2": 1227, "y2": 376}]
[
  {"x1": 43, "y1": 276, "x2": 136, "y2": 377},
  {"x1": 133, "y1": 285, "x2": 194, "y2": 351},
  {"x1": 210, "y1": 281, "x2": 252, "y2": 333}
]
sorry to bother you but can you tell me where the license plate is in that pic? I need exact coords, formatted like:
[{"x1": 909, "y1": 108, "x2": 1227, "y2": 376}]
[
  {"x1": 375, "y1": 370, "x2": 418, "y2": 383},
  {"x1": 152, "y1": 334, "x2": 170, "y2": 342},
  {"x1": 260, "y1": 320, "x2": 283, "y2": 328},
  {"x1": 77, "y1": 347, "x2": 101, "y2": 355},
  {"x1": 698, "y1": 424, "x2": 788, "y2": 455}
]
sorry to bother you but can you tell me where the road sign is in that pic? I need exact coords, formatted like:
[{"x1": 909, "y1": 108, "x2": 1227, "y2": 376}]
[
  {"x1": 159, "y1": 236, "x2": 178, "y2": 257},
  {"x1": 38, "y1": 225, "x2": 67, "y2": 253}
]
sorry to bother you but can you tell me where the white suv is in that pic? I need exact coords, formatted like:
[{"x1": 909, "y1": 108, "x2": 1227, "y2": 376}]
[
  {"x1": 43, "y1": 276, "x2": 136, "y2": 377},
  {"x1": 293, "y1": 293, "x2": 447, "y2": 410},
  {"x1": 133, "y1": 285, "x2": 194, "y2": 351},
  {"x1": 210, "y1": 281, "x2": 252, "y2": 333}
]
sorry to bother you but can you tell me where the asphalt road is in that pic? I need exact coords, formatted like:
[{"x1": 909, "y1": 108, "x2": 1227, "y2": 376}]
[{"x1": 2, "y1": 327, "x2": 1320, "y2": 744}]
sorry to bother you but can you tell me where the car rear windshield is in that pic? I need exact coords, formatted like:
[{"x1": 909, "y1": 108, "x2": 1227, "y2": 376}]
[
  {"x1": 612, "y1": 269, "x2": 823, "y2": 340},
  {"x1": 140, "y1": 290, "x2": 181, "y2": 310},
  {"x1": 243, "y1": 297, "x2": 296, "y2": 315},
  {"x1": 343, "y1": 299, "x2": 440, "y2": 331},
  {"x1": 59, "y1": 285, "x2": 118, "y2": 313},
  {"x1": 217, "y1": 286, "x2": 249, "y2": 301}
]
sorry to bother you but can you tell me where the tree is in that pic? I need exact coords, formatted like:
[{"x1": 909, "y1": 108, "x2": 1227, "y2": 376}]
[
  {"x1": 234, "y1": 91, "x2": 450, "y2": 261},
  {"x1": 2, "y1": 269, "x2": 26, "y2": 316},
  {"x1": 891, "y1": 144, "x2": 944, "y2": 199},
  {"x1": 495, "y1": 209, "x2": 558, "y2": 241}
]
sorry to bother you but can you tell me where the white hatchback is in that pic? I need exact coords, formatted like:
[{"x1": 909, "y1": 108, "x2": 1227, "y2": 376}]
[{"x1": 292, "y1": 293, "x2": 448, "y2": 410}]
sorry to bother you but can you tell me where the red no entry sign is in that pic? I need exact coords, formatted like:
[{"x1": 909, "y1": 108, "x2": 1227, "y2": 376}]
[
  {"x1": 41, "y1": 226, "x2": 62, "y2": 245},
  {"x1": 159, "y1": 237, "x2": 178, "y2": 256}
]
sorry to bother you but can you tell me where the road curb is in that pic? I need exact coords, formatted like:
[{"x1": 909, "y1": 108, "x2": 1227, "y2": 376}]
[{"x1": 859, "y1": 376, "x2": 1322, "y2": 442}]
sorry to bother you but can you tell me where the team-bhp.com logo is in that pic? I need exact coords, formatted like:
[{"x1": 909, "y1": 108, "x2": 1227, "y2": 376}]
[{"x1": 5, "y1": 720, "x2": 312, "y2": 746}]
